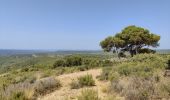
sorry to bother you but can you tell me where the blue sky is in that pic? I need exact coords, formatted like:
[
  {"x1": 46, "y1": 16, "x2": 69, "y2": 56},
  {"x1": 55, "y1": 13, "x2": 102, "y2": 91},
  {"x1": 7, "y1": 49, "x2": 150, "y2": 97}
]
[{"x1": 0, "y1": 0, "x2": 170, "y2": 50}]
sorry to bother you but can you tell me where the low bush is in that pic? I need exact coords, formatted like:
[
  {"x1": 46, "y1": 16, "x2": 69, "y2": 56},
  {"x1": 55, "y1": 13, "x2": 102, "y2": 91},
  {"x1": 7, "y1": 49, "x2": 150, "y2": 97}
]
[
  {"x1": 78, "y1": 74, "x2": 95, "y2": 87},
  {"x1": 102, "y1": 60, "x2": 113, "y2": 67},
  {"x1": 0, "y1": 82, "x2": 34, "y2": 100},
  {"x1": 98, "y1": 67, "x2": 119, "y2": 81},
  {"x1": 52, "y1": 55, "x2": 113, "y2": 68},
  {"x1": 78, "y1": 66, "x2": 87, "y2": 71},
  {"x1": 112, "y1": 54, "x2": 167, "y2": 78},
  {"x1": 53, "y1": 59, "x2": 65, "y2": 68},
  {"x1": 100, "y1": 54, "x2": 170, "y2": 100},
  {"x1": 166, "y1": 59, "x2": 170, "y2": 69},
  {"x1": 34, "y1": 77, "x2": 61, "y2": 96},
  {"x1": 77, "y1": 89, "x2": 100, "y2": 100},
  {"x1": 123, "y1": 77, "x2": 153, "y2": 100},
  {"x1": 65, "y1": 56, "x2": 82, "y2": 67},
  {"x1": 70, "y1": 79, "x2": 80, "y2": 89},
  {"x1": 138, "y1": 48, "x2": 156, "y2": 54},
  {"x1": 98, "y1": 67, "x2": 111, "y2": 81},
  {"x1": 160, "y1": 81, "x2": 170, "y2": 98},
  {"x1": 10, "y1": 91, "x2": 27, "y2": 100}
]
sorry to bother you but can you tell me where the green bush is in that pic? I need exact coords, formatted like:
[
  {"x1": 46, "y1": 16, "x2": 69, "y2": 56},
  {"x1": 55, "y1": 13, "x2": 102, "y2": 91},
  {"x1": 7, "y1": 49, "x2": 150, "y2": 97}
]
[
  {"x1": 65, "y1": 56, "x2": 82, "y2": 67},
  {"x1": 78, "y1": 66, "x2": 87, "y2": 71},
  {"x1": 161, "y1": 82, "x2": 170, "y2": 96},
  {"x1": 138, "y1": 48, "x2": 156, "y2": 54},
  {"x1": 118, "y1": 52, "x2": 126, "y2": 58},
  {"x1": 166, "y1": 59, "x2": 170, "y2": 69},
  {"x1": 53, "y1": 56, "x2": 83, "y2": 67},
  {"x1": 10, "y1": 91, "x2": 27, "y2": 100},
  {"x1": 53, "y1": 59, "x2": 65, "y2": 68},
  {"x1": 102, "y1": 60, "x2": 113, "y2": 67},
  {"x1": 77, "y1": 89, "x2": 100, "y2": 100},
  {"x1": 113, "y1": 54, "x2": 166, "y2": 77},
  {"x1": 83, "y1": 58, "x2": 103, "y2": 68},
  {"x1": 20, "y1": 68, "x2": 29, "y2": 72},
  {"x1": 78, "y1": 74, "x2": 95, "y2": 87}
]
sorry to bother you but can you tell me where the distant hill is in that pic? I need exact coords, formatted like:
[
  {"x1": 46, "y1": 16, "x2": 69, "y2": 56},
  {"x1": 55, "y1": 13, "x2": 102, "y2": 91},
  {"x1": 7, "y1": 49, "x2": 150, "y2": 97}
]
[
  {"x1": 156, "y1": 49, "x2": 170, "y2": 54},
  {"x1": 1, "y1": 49, "x2": 169, "y2": 56},
  {"x1": 0, "y1": 49, "x2": 47, "y2": 56},
  {"x1": 0, "y1": 49, "x2": 102, "y2": 56}
]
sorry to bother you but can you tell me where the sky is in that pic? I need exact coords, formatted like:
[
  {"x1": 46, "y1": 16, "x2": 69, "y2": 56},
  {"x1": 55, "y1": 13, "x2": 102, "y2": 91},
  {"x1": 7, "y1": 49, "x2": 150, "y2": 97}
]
[{"x1": 0, "y1": 0, "x2": 170, "y2": 50}]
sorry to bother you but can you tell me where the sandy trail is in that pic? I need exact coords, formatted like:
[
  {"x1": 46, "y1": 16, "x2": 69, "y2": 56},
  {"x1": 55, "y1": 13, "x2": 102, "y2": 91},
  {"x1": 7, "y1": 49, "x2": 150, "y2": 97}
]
[{"x1": 38, "y1": 68, "x2": 109, "y2": 100}]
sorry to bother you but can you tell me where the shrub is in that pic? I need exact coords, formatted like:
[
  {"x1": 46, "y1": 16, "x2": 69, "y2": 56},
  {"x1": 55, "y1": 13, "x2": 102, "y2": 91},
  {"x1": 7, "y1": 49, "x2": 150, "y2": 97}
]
[
  {"x1": 10, "y1": 91, "x2": 27, "y2": 100},
  {"x1": 115, "y1": 55, "x2": 164, "y2": 77},
  {"x1": 70, "y1": 79, "x2": 80, "y2": 89},
  {"x1": 138, "y1": 48, "x2": 156, "y2": 54},
  {"x1": 78, "y1": 74, "x2": 95, "y2": 87},
  {"x1": 115, "y1": 77, "x2": 155, "y2": 100},
  {"x1": 83, "y1": 58, "x2": 103, "y2": 68},
  {"x1": 0, "y1": 82, "x2": 34, "y2": 100},
  {"x1": 78, "y1": 66, "x2": 87, "y2": 71},
  {"x1": 98, "y1": 67, "x2": 112, "y2": 81},
  {"x1": 125, "y1": 89, "x2": 149, "y2": 100},
  {"x1": 111, "y1": 80, "x2": 124, "y2": 93},
  {"x1": 166, "y1": 59, "x2": 170, "y2": 69},
  {"x1": 102, "y1": 60, "x2": 113, "y2": 67},
  {"x1": 77, "y1": 89, "x2": 100, "y2": 100},
  {"x1": 34, "y1": 77, "x2": 61, "y2": 96},
  {"x1": 118, "y1": 52, "x2": 126, "y2": 58},
  {"x1": 160, "y1": 82, "x2": 170, "y2": 97},
  {"x1": 65, "y1": 56, "x2": 82, "y2": 67},
  {"x1": 53, "y1": 59, "x2": 65, "y2": 68},
  {"x1": 20, "y1": 68, "x2": 29, "y2": 72}
]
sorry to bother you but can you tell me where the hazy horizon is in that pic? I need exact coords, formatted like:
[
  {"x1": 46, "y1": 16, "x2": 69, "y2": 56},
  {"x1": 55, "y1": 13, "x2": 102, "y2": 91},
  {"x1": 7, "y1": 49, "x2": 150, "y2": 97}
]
[{"x1": 0, "y1": 0, "x2": 170, "y2": 50}]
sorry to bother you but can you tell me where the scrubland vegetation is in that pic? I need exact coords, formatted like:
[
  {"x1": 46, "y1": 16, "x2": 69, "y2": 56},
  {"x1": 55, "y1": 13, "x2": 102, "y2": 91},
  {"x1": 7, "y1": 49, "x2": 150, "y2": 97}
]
[
  {"x1": 99, "y1": 54, "x2": 170, "y2": 100},
  {"x1": 70, "y1": 74, "x2": 95, "y2": 89},
  {"x1": 1, "y1": 52, "x2": 170, "y2": 100},
  {"x1": 0, "y1": 53, "x2": 113, "y2": 100},
  {"x1": 77, "y1": 89, "x2": 100, "y2": 100},
  {"x1": 0, "y1": 26, "x2": 170, "y2": 100}
]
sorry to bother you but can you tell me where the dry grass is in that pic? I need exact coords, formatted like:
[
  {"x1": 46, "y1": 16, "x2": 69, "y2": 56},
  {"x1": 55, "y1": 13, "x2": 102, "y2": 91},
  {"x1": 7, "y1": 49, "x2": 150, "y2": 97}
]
[{"x1": 0, "y1": 76, "x2": 61, "y2": 100}]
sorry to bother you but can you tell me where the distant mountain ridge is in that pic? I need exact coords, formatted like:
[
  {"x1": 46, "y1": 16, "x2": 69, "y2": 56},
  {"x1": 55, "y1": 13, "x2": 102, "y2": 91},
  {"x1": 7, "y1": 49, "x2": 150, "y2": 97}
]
[
  {"x1": 0, "y1": 49, "x2": 47, "y2": 56},
  {"x1": 0, "y1": 49, "x2": 169, "y2": 56},
  {"x1": 0, "y1": 49, "x2": 102, "y2": 56}
]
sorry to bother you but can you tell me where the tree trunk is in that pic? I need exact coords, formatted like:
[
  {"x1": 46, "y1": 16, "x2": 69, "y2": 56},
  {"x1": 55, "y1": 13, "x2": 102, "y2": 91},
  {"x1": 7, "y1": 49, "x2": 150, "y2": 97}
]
[{"x1": 130, "y1": 50, "x2": 134, "y2": 57}]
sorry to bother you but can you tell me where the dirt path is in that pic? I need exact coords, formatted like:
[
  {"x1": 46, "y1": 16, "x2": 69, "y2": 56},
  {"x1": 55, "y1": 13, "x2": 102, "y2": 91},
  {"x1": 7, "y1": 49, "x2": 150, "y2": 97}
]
[{"x1": 38, "y1": 68, "x2": 110, "y2": 100}]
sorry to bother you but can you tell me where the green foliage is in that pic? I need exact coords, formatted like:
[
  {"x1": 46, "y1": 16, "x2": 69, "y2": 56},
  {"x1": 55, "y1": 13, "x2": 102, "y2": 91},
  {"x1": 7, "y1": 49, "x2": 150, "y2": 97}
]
[
  {"x1": 65, "y1": 56, "x2": 82, "y2": 67},
  {"x1": 77, "y1": 89, "x2": 100, "y2": 100},
  {"x1": 52, "y1": 55, "x2": 113, "y2": 69},
  {"x1": 112, "y1": 54, "x2": 166, "y2": 77},
  {"x1": 53, "y1": 59, "x2": 65, "y2": 68},
  {"x1": 10, "y1": 91, "x2": 27, "y2": 100},
  {"x1": 98, "y1": 67, "x2": 112, "y2": 81},
  {"x1": 52, "y1": 56, "x2": 82, "y2": 67},
  {"x1": 161, "y1": 82, "x2": 170, "y2": 97},
  {"x1": 100, "y1": 25, "x2": 160, "y2": 57},
  {"x1": 99, "y1": 54, "x2": 170, "y2": 100},
  {"x1": 118, "y1": 52, "x2": 126, "y2": 58},
  {"x1": 138, "y1": 48, "x2": 156, "y2": 54},
  {"x1": 166, "y1": 59, "x2": 170, "y2": 69},
  {"x1": 78, "y1": 74, "x2": 95, "y2": 87},
  {"x1": 70, "y1": 74, "x2": 95, "y2": 89}
]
